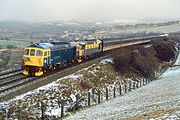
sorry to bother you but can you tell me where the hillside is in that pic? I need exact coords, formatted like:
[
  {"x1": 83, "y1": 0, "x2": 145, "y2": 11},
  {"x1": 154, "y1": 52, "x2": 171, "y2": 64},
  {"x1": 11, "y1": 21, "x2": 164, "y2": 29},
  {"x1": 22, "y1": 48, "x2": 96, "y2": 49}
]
[{"x1": 65, "y1": 54, "x2": 180, "y2": 120}]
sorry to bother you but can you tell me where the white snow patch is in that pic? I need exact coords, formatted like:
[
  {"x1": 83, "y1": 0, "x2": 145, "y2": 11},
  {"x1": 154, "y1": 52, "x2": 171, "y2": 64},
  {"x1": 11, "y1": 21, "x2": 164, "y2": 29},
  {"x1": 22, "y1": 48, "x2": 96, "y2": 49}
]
[
  {"x1": 70, "y1": 94, "x2": 76, "y2": 102},
  {"x1": 37, "y1": 81, "x2": 59, "y2": 90},
  {"x1": 46, "y1": 107, "x2": 61, "y2": 117},
  {"x1": 100, "y1": 58, "x2": 114, "y2": 64},
  {"x1": 88, "y1": 71, "x2": 96, "y2": 77},
  {"x1": 166, "y1": 115, "x2": 179, "y2": 120},
  {"x1": 162, "y1": 52, "x2": 180, "y2": 77},
  {"x1": 57, "y1": 73, "x2": 83, "y2": 81},
  {"x1": 9, "y1": 81, "x2": 59, "y2": 102}
]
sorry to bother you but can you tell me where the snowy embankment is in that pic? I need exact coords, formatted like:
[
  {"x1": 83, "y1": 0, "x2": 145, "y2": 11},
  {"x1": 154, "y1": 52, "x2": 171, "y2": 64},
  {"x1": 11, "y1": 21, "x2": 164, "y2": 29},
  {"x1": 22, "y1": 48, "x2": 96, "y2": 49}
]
[
  {"x1": 64, "y1": 55, "x2": 180, "y2": 120},
  {"x1": 4, "y1": 58, "x2": 116, "y2": 119}
]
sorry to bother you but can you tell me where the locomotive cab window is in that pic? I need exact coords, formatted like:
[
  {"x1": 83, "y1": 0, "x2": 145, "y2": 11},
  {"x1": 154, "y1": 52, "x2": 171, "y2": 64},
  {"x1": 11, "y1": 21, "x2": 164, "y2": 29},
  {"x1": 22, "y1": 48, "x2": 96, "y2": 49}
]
[
  {"x1": 30, "y1": 49, "x2": 35, "y2": 56},
  {"x1": 44, "y1": 51, "x2": 47, "y2": 56},
  {"x1": 24, "y1": 49, "x2": 29, "y2": 55},
  {"x1": 36, "y1": 50, "x2": 43, "y2": 56},
  {"x1": 77, "y1": 46, "x2": 80, "y2": 50}
]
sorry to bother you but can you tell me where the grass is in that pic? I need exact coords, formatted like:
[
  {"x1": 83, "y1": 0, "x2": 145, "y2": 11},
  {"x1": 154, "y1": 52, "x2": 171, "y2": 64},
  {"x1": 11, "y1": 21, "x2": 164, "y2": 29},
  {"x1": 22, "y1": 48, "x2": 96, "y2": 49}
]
[{"x1": 0, "y1": 39, "x2": 39, "y2": 48}]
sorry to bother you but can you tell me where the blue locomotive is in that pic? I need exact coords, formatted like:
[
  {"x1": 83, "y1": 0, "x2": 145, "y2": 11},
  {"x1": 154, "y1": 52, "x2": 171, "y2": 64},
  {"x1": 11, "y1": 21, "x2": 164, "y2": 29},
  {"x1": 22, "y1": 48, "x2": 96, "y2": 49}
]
[{"x1": 23, "y1": 40, "x2": 103, "y2": 76}]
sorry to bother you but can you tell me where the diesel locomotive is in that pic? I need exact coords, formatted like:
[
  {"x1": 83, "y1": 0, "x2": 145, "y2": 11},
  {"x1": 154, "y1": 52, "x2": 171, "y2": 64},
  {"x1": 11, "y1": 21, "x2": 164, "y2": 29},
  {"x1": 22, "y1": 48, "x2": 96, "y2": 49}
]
[{"x1": 23, "y1": 40, "x2": 103, "y2": 76}]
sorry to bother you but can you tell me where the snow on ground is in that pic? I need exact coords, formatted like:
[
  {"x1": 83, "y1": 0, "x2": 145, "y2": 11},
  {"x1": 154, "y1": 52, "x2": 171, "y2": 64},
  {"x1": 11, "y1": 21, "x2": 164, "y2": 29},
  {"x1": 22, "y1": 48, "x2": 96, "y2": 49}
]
[
  {"x1": 100, "y1": 58, "x2": 114, "y2": 64},
  {"x1": 64, "y1": 56, "x2": 180, "y2": 120},
  {"x1": 6, "y1": 59, "x2": 117, "y2": 119},
  {"x1": 9, "y1": 81, "x2": 59, "y2": 101},
  {"x1": 9, "y1": 73, "x2": 83, "y2": 102}
]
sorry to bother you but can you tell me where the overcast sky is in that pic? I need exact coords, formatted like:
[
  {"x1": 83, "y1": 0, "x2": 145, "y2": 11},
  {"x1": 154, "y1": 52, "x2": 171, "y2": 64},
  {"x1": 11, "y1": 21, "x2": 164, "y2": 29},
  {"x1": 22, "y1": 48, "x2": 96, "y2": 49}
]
[{"x1": 0, "y1": 0, "x2": 180, "y2": 22}]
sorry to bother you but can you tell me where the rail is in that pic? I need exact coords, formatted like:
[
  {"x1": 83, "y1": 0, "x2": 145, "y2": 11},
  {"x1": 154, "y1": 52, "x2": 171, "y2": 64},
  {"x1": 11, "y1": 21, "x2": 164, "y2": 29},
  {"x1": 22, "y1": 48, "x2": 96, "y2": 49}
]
[{"x1": 0, "y1": 68, "x2": 22, "y2": 78}]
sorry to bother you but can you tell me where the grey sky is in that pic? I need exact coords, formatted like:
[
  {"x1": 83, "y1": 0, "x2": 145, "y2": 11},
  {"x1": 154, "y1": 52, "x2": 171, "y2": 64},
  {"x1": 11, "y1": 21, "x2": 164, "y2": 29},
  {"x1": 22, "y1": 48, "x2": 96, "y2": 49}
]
[{"x1": 0, "y1": 0, "x2": 180, "y2": 22}]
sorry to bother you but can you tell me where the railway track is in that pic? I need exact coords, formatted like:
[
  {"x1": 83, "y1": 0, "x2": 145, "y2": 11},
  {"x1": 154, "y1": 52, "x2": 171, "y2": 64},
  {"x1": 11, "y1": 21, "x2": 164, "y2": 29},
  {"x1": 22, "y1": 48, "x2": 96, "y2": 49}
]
[
  {"x1": 0, "y1": 75, "x2": 28, "y2": 93},
  {"x1": 0, "y1": 68, "x2": 23, "y2": 80},
  {"x1": 0, "y1": 62, "x2": 77, "y2": 96}
]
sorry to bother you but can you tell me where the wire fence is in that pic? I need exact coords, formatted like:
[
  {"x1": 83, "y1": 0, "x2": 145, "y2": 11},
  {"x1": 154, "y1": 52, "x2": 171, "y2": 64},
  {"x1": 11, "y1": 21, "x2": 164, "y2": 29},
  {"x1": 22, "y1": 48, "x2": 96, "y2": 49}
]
[{"x1": 57, "y1": 68, "x2": 167, "y2": 119}]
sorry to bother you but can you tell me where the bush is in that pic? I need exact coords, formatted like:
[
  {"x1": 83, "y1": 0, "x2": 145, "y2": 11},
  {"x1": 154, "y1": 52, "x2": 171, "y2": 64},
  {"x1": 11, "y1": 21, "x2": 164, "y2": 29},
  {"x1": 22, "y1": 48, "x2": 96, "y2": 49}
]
[
  {"x1": 152, "y1": 39, "x2": 176, "y2": 62},
  {"x1": 112, "y1": 37, "x2": 177, "y2": 79}
]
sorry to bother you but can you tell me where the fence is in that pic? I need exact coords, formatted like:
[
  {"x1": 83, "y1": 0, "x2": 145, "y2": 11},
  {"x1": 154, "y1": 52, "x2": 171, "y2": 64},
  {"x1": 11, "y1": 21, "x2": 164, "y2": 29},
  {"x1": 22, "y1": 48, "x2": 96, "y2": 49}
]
[{"x1": 58, "y1": 69, "x2": 166, "y2": 119}]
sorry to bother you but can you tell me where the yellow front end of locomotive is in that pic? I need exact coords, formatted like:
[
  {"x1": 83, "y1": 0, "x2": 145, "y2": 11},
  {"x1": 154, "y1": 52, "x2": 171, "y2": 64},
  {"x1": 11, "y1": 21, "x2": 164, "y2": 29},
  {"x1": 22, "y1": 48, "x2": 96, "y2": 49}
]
[
  {"x1": 23, "y1": 47, "x2": 50, "y2": 76},
  {"x1": 23, "y1": 47, "x2": 45, "y2": 67}
]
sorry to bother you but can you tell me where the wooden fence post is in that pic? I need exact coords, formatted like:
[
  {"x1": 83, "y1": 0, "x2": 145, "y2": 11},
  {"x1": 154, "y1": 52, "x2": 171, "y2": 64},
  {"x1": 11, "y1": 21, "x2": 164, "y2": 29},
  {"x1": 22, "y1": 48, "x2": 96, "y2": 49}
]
[
  {"x1": 129, "y1": 82, "x2": 131, "y2": 92},
  {"x1": 61, "y1": 100, "x2": 64, "y2": 118},
  {"x1": 88, "y1": 92, "x2": 91, "y2": 107},
  {"x1": 133, "y1": 82, "x2": 135, "y2": 89},
  {"x1": 106, "y1": 88, "x2": 108, "y2": 101},
  {"x1": 119, "y1": 85, "x2": 122, "y2": 95},
  {"x1": 92, "y1": 89, "x2": 95, "y2": 100},
  {"x1": 125, "y1": 83, "x2": 127, "y2": 93},
  {"x1": 143, "y1": 78, "x2": 146, "y2": 85},
  {"x1": 75, "y1": 94, "x2": 79, "y2": 110},
  {"x1": 98, "y1": 90, "x2": 101, "y2": 104},
  {"x1": 41, "y1": 101, "x2": 45, "y2": 120},
  {"x1": 146, "y1": 78, "x2": 148, "y2": 84},
  {"x1": 17, "y1": 105, "x2": 21, "y2": 120},
  {"x1": 113, "y1": 87, "x2": 116, "y2": 98},
  {"x1": 136, "y1": 81, "x2": 139, "y2": 88}
]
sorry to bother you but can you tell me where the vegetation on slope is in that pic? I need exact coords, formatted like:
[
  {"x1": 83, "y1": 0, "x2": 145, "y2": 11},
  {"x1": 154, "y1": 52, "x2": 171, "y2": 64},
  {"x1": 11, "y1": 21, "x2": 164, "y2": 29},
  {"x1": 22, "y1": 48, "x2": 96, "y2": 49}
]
[{"x1": 113, "y1": 37, "x2": 178, "y2": 79}]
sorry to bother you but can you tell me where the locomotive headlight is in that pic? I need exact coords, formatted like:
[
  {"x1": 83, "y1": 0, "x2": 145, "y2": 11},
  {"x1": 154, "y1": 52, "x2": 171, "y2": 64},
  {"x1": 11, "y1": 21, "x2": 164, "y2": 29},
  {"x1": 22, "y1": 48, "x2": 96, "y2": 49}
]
[{"x1": 24, "y1": 57, "x2": 30, "y2": 61}]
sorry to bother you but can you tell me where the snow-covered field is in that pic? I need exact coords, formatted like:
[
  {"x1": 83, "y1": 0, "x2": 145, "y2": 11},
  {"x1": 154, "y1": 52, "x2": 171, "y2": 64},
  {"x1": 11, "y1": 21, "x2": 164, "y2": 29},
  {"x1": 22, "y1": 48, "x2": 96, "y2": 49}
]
[{"x1": 64, "y1": 55, "x2": 180, "y2": 120}]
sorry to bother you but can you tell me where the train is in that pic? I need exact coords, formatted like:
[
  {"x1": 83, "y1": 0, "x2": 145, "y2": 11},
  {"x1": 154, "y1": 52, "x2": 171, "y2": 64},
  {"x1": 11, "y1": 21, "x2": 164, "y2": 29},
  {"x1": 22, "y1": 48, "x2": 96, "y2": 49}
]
[
  {"x1": 23, "y1": 40, "x2": 103, "y2": 76},
  {"x1": 23, "y1": 34, "x2": 168, "y2": 76}
]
